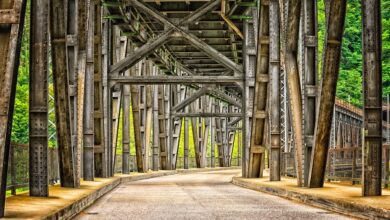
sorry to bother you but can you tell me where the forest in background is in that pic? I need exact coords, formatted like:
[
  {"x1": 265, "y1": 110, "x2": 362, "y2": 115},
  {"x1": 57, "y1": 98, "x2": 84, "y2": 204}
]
[{"x1": 11, "y1": 1, "x2": 390, "y2": 160}]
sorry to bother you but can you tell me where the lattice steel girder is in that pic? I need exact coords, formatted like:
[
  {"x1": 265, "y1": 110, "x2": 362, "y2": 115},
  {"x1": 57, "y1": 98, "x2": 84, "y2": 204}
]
[
  {"x1": 30, "y1": 0, "x2": 49, "y2": 195},
  {"x1": 269, "y1": 0, "x2": 281, "y2": 181},
  {"x1": 126, "y1": 0, "x2": 242, "y2": 73},
  {"x1": 0, "y1": 0, "x2": 26, "y2": 216},
  {"x1": 301, "y1": 0, "x2": 318, "y2": 187},
  {"x1": 285, "y1": 0, "x2": 304, "y2": 186},
  {"x1": 308, "y1": 0, "x2": 347, "y2": 188},
  {"x1": 50, "y1": 0, "x2": 79, "y2": 189},
  {"x1": 362, "y1": 0, "x2": 382, "y2": 196},
  {"x1": 110, "y1": 75, "x2": 243, "y2": 84},
  {"x1": 109, "y1": 0, "x2": 222, "y2": 74},
  {"x1": 248, "y1": 3, "x2": 268, "y2": 178}
]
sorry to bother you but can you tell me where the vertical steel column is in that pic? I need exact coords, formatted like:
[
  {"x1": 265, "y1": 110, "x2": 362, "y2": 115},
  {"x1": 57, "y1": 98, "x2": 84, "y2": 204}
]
[
  {"x1": 362, "y1": 0, "x2": 382, "y2": 196},
  {"x1": 30, "y1": 0, "x2": 49, "y2": 195},
  {"x1": 308, "y1": 0, "x2": 347, "y2": 188},
  {"x1": 158, "y1": 82, "x2": 168, "y2": 169},
  {"x1": 93, "y1": 1, "x2": 106, "y2": 177},
  {"x1": 171, "y1": 83, "x2": 186, "y2": 169},
  {"x1": 65, "y1": 0, "x2": 80, "y2": 185},
  {"x1": 138, "y1": 60, "x2": 149, "y2": 171},
  {"x1": 152, "y1": 66, "x2": 159, "y2": 171},
  {"x1": 0, "y1": 0, "x2": 26, "y2": 215},
  {"x1": 269, "y1": 0, "x2": 281, "y2": 181},
  {"x1": 145, "y1": 61, "x2": 153, "y2": 171},
  {"x1": 110, "y1": 32, "x2": 125, "y2": 176},
  {"x1": 166, "y1": 84, "x2": 172, "y2": 169},
  {"x1": 215, "y1": 100, "x2": 224, "y2": 166},
  {"x1": 210, "y1": 99, "x2": 216, "y2": 168},
  {"x1": 201, "y1": 96, "x2": 210, "y2": 168},
  {"x1": 51, "y1": 0, "x2": 79, "y2": 188},
  {"x1": 101, "y1": 8, "x2": 111, "y2": 177},
  {"x1": 184, "y1": 113, "x2": 189, "y2": 169},
  {"x1": 130, "y1": 60, "x2": 144, "y2": 172},
  {"x1": 285, "y1": 0, "x2": 304, "y2": 186},
  {"x1": 76, "y1": 0, "x2": 87, "y2": 181},
  {"x1": 247, "y1": 5, "x2": 268, "y2": 178},
  {"x1": 121, "y1": 56, "x2": 131, "y2": 175},
  {"x1": 83, "y1": 0, "x2": 95, "y2": 181},
  {"x1": 196, "y1": 97, "x2": 203, "y2": 168},
  {"x1": 301, "y1": 0, "x2": 318, "y2": 186}
]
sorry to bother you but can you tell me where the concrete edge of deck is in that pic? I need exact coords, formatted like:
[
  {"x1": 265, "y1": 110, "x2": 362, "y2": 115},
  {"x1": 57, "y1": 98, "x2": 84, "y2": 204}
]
[
  {"x1": 41, "y1": 167, "x2": 240, "y2": 220},
  {"x1": 231, "y1": 177, "x2": 390, "y2": 220}
]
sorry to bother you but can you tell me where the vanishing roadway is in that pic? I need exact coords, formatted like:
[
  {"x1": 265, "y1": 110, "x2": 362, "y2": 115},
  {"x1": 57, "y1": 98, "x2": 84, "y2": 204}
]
[{"x1": 75, "y1": 170, "x2": 352, "y2": 220}]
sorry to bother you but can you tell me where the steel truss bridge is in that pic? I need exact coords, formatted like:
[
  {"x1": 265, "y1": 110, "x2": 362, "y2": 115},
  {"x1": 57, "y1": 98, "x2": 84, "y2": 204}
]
[{"x1": 0, "y1": 0, "x2": 386, "y2": 218}]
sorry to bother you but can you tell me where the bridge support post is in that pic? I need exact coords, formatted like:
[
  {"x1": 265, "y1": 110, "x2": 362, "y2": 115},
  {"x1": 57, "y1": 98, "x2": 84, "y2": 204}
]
[
  {"x1": 301, "y1": 0, "x2": 318, "y2": 186},
  {"x1": 285, "y1": 0, "x2": 303, "y2": 186},
  {"x1": 184, "y1": 114, "x2": 189, "y2": 169},
  {"x1": 308, "y1": 0, "x2": 347, "y2": 188},
  {"x1": 122, "y1": 62, "x2": 131, "y2": 174},
  {"x1": 93, "y1": 2, "x2": 106, "y2": 178},
  {"x1": 362, "y1": 0, "x2": 382, "y2": 196},
  {"x1": 247, "y1": 5, "x2": 268, "y2": 178},
  {"x1": 269, "y1": 0, "x2": 281, "y2": 181},
  {"x1": 0, "y1": 0, "x2": 26, "y2": 215},
  {"x1": 30, "y1": 0, "x2": 49, "y2": 195},
  {"x1": 83, "y1": 0, "x2": 95, "y2": 181},
  {"x1": 152, "y1": 67, "x2": 160, "y2": 171}
]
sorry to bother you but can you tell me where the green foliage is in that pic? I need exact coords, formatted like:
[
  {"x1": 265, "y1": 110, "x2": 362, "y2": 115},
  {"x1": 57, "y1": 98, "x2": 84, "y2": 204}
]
[
  {"x1": 317, "y1": 0, "x2": 390, "y2": 106},
  {"x1": 12, "y1": 1, "x2": 30, "y2": 144}
]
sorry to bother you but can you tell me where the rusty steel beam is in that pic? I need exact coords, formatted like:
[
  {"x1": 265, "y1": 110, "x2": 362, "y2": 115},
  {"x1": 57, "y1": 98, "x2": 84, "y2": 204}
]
[
  {"x1": 269, "y1": 0, "x2": 281, "y2": 181},
  {"x1": 308, "y1": 0, "x2": 347, "y2": 188},
  {"x1": 0, "y1": 0, "x2": 26, "y2": 215},
  {"x1": 362, "y1": 0, "x2": 382, "y2": 196},
  {"x1": 248, "y1": 3, "x2": 268, "y2": 178},
  {"x1": 30, "y1": 0, "x2": 49, "y2": 195},
  {"x1": 301, "y1": 0, "x2": 318, "y2": 186},
  {"x1": 285, "y1": 0, "x2": 304, "y2": 186},
  {"x1": 83, "y1": 0, "x2": 95, "y2": 181}
]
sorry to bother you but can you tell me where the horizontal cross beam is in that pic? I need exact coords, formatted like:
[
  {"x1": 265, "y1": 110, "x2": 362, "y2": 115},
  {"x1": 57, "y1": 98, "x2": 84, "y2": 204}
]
[
  {"x1": 109, "y1": 75, "x2": 243, "y2": 85},
  {"x1": 172, "y1": 112, "x2": 242, "y2": 118}
]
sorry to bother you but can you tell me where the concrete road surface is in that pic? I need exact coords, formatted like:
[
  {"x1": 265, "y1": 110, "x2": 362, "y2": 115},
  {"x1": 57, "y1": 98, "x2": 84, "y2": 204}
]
[{"x1": 75, "y1": 169, "x2": 353, "y2": 220}]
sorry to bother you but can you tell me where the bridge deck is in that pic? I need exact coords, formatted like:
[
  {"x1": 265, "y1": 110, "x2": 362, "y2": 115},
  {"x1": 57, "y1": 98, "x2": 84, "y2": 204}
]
[{"x1": 75, "y1": 170, "x2": 350, "y2": 220}]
